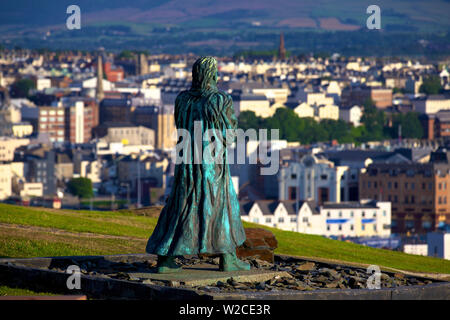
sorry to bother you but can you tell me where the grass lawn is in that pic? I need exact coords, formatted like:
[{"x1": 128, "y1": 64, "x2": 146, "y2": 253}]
[{"x1": 0, "y1": 203, "x2": 449, "y2": 294}]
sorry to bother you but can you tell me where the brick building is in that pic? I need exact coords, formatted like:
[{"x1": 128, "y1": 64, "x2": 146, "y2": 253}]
[
  {"x1": 38, "y1": 101, "x2": 94, "y2": 143},
  {"x1": 419, "y1": 111, "x2": 450, "y2": 140},
  {"x1": 341, "y1": 86, "x2": 392, "y2": 109},
  {"x1": 360, "y1": 163, "x2": 450, "y2": 234}
]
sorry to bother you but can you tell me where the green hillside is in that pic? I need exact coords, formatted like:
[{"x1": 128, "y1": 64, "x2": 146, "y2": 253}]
[
  {"x1": 0, "y1": 203, "x2": 449, "y2": 274},
  {"x1": 1, "y1": 203, "x2": 449, "y2": 296}
]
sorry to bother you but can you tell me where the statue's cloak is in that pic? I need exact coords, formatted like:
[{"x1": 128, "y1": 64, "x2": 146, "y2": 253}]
[{"x1": 146, "y1": 87, "x2": 246, "y2": 256}]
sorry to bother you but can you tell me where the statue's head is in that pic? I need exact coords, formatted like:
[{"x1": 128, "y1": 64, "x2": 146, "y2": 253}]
[{"x1": 191, "y1": 56, "x2": 218, "y2": 91}]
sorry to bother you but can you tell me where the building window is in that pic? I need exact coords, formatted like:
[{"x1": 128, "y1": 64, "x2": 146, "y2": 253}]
[
  {"x1": 394, "y1": 195, "x2": 398, "y2": 203},
  {"x1": 422, "y1": 221, "x2": 432, "y2": 229},
  {"x1": 291, "y1": 217, "x2": 298, "y2": 223},
  {"x1": 327, "y1": 225, "x2": 330, "y2": 231},
  {"x1": 350, "y1": 211, "x2": 354, "y2": 217},
  {"x1": 438, "y1": 197, "x2": 442, "y2": 204},
  {"x1": 422, "y1": 183, "x2": 426, "y2": 190},
  {"x1": 411, "y1": 183, "x2": 415, "y2": 190},
  {"x1": 368, "y1": 181, "x2": 371, "y2": 188},
  {"x1": 362, "y1": 211, "x2": 365, "y2": 217},
  {"x1": 411, "y1": 196, "x2": 415, "y2": 204},
  {"x1": 327, "y1": 211, "x2": 331, "y2": 217},
  {"x1": 350, "y1": 225, "x2": 354, "y2": 231},
  {"x1": 388, "y1": 182, "x2": 391, "y2": 189},
  {"x1": 394, "y1": 182, "x2": 398, "y2": 189},
  {"x1": 362, "y1": 225, "x2": 365, "y2": 231},
  {"x1": 339, "y1": 211, "x2": 342, "y2": 217},
  {"x1": 278, "y1": 217, "x2": 284, "y2": 223},
  {"x1": 438, "y1": 183, "x2": 442, "y2": 190},
  {"x1": 373, "y1": 225, "x2": 377, "y2": 231},
  {"x1": 338, "y1": 225, "x2": 342, "y2": 231},
  {"x1": 404, "y1": 183, "x2": 408, "y2": 190},
  {"x1": 252, "y1": 218, "x2": 259, "y2": 223},
  {"x1": 404, "y1": 196, "x2": 408, "y2": 204},
  {"x1": 373, "y1": 211, "x2": 377, "y2": 217},
  {"x1": 321, "y1": 174, "x2": 327, "y2": 180},
  {"x1": 383, "y1": 211, "x2": 386, "y2": 217},
  {"x1": 405, "y1": 220, "x2": 414, "y2": 229},
  {"x1": 265, "y1": 218, "x2": 272, "y2": 223},
  {"x1": 291, "y1": 173, "x2": 297, "y2": 179}
]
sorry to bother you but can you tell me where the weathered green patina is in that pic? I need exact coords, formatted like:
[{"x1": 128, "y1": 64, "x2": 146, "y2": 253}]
[{"x1": 146, "y1": 57, "x2": 250, "y2": 272}]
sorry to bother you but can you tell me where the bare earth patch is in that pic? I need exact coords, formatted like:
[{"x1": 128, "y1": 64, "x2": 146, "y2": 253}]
[
  {"x1": 319, "y1": 18, "x2": 360, "y2": 31},
  {"x1": 278, "y1": 18, "x2": 317, "y2": 28}
]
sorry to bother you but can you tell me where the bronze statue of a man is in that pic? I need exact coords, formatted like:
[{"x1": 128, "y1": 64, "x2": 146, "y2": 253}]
[{"x1": 146, "y1": 56, "x2": 250, "y2": 273}]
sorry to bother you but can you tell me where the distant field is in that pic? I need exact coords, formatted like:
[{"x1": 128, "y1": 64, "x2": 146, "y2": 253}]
[
  {"x1": 1, "y1": 0, "x2": 450, "y2": 56},
  {"x1": 0, "y1": 203, "x2": 449, "y2": 274}
]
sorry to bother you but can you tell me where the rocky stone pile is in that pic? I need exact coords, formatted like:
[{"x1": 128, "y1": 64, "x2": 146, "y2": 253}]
[{"x1": 47, "y1": 255, "x2": 435, "y2": 293}]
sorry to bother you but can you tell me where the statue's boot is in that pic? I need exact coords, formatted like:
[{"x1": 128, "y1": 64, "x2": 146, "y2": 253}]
[
  {"x1": 156, "y1": 255, "x2": 181, "y2": 273},
  {"x1": 219, "y1": 251, "x2": 251, "y2": 272}
]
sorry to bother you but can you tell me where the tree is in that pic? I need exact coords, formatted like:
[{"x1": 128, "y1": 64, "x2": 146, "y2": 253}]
[
  {"x1": 419, "y1": 75, "x2": 442, "y2": 95},
  {"x1": 117, "y1": 50, "x2": 135, "y2": 60},
  {"x1": 360, "y1": 104, "x2": 386, "y2": 141},
  {"x1": 10, "y1": 79, "x2": 35, "y2": 98},
  {"x1": 389, "y1": 112, "x2": 424, "y2": 139},
  {"x1": 238, "y1": 111, "x2": 262, "y2": 131},
  {"x1": 67, "y1": 178, "x2": 93, "y2": 199}
]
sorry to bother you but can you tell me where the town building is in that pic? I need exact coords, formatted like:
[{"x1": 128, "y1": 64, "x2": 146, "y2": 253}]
[
  {"x1": 0, "y1": 163, "x2": 12, "y2": 200},
  {"x1": 0, "y1": 137, "x2": 29, "y2": 162},
  {"x1": 412, "y1": 95, "x2": 450, "y2": 114},
  {"x1": 339, "y1": 105, "x2": 362, "y2": 127},
  {"x1": 278, "y1": 154, "x2": 350, "y2": 205},
  {"x1": 341, "y1": 86, "x2": 392, "y2": 109},
  {"x1": 427, "y1": 231, "x2": 450, "y2": 260},
  {"x1": 37, "y1": 101, "x2": 94, "y2": 143},
  {"x1": 359, "y1": 163, "x2": 450, "y2": 234},
  {"x1": 239, "y1": 199, "x2": 391, "y2": 237},
  {"x1": 104, "y1": 125, "x2": 155, "y2": 147},
  {"x1": 321, "y1": 201, "x2": 391, "y2": 238}
]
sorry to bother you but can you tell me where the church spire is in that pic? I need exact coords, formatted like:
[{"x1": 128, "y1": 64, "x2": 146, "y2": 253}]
[
  {"x1": 96, "y1": 55, "x2": 104, "y2": 102},
  {"x1": 279, "y1": 32, "x2": 286, "y2": 61}
]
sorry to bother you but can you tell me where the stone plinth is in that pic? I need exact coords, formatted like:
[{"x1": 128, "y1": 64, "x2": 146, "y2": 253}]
[{"x1": 128, "y1": 263, "x2": 291, "y2": 287}]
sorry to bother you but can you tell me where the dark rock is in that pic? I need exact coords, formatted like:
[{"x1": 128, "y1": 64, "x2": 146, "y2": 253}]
[
  {"x1": 236, "y1": 228, "x2": 278, "y2": 263},
  {"x1": 255, "y1": 282, "x2": 266, "y2": 290},
  {"x1": 296, "y1": 262, "x2": 316, "y2": 272}
]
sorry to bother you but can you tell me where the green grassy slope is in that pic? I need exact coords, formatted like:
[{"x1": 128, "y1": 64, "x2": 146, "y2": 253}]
[{"x1": 0, "y1": 203, "x2": 449, "y2": 275}]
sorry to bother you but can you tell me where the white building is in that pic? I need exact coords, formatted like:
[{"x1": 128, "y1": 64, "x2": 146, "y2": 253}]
[
  {"x1": 240, "y1": 199, "x2": 391, "y2": 237},
  {"x1": 278, "y1": 154, "x2": 349, "y2": 205},
  {"x1": 240, "y1": 200, "x2": 320, "y2": 233},
  {"x1": 0, "y1": 163, "x2": 12, "y2": 200},
  {"x1": 321, "y1": 201, "x2": 391, "y2": 237},
  {"x1": 403, "y1": 244, "x2": 428, "y2": 256},
  {"x1": 427, "y1": 232, "x2": 450, "y2": 260},
  {"x1": 340, "y1": 105, "x2": 362, "y2": 127}
]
